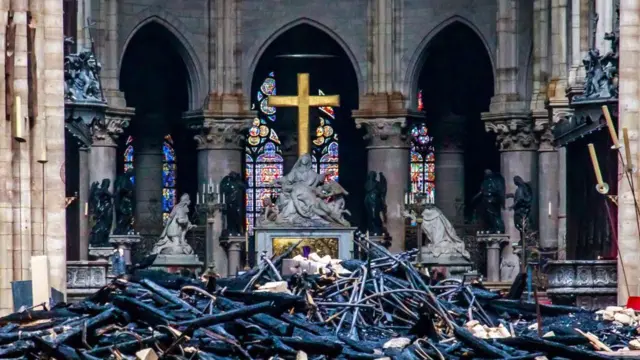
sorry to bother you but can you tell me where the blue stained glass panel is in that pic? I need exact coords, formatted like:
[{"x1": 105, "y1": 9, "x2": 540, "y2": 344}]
[
  {"x1": 162, "y1": 188, "x2": 176, "y2": 212},
  {"x1": 163, "y1": 142, "x2": 176, "y2": 162},
  {"x1": 124, "y1": 145, "x2": 134, "y2": 162},
  {"x1": 163, "y1": 163, "x2": 177, "y2": 187}
]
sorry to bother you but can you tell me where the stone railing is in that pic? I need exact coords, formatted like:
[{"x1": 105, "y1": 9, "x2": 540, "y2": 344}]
[{"x1": 545, "y1": 260, "x2": 617, "y2": 309}]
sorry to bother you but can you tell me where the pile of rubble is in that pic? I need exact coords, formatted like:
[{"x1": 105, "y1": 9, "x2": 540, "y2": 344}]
[{"x1": 1, "y1": 238, "x2": 639, "y2": 359}]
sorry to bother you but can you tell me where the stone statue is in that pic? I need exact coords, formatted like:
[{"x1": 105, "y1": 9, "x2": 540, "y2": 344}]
[
  {"x1": 151, "y1": 194, "x2": 197, "y2": 255},
  {"x1": 363, "y1": 171, "x2": 387, "y2": 235},
  {"x1": 113, "y1": 169, "x2": 135, "y2": 235},
  {"x1": 472, "y1": 169, "x2": 506, "y2": 233},
  {"x1": 220, "y1": 171, "x2": 246, "y2": 235},
  {"x1": 89, "y1": 179, "x2": 113, "y2": 247},
  {"x1": 266, "y1": 153, "x2": 351, "y2": 227},
  {"x1": 420, "y1": 205, "x2": 471, "y2": 261},
  {"x1": 575, "y1": 22, "x2": 619, "y2": 100},
  {"x1": 500, "y1": 252, "x2": 520, "y2": 281},
  {"x1": 111, "y1": 247, "x2": 126, "y2": 277},
  {"x1": 260, "y1": 196, "x2": 279, "y2": 223},
  {"x1": 507, "y1": 176, "x2": 533, "y2": 233},
  {"x1": 63, "y1": 38, "x2": 104, "y2": 103}
]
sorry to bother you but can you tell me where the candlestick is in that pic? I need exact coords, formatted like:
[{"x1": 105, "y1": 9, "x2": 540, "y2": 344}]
[
  {"x1": 84, "y1": 202, "x2": 88, "y2": 216},
  {"x1": 13, "y1": 96, "x2": 25, "y2": 142},
  {"x1": 202, "y1": 183, "x2": 205, "y2": 196},
  {"x1": 548, "y1": 201, "x2": 551, "y2": 217},
  {"x1": 601, "y1": 105, "x2": 620, "y2": 149},
  {"x1": 623, "y1": 128, "x2": 633, "y2": 172},
  {"x1": 196, "y1": 192, "x2": 200, "y2": 205}
]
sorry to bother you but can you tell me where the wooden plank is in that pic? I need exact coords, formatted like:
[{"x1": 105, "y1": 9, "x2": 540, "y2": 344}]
[{"x1": 30, "y1": 255, "x2": 50, "y2": 308}]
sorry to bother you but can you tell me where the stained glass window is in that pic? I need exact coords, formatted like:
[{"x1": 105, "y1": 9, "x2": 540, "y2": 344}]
[
  {"x1": 124, "y1": 136, "x2": 135, "y2": 184},
  {"x1": 162, "y1": 135, "x2": 177, "y2": 225},
  {"x1": 311, "y1": 90, "x2": 339, "y2": 182},
  {"x1": 409, "y1": 123, "x2": 435, "y2": 203},
  {"x1": 246, "y1": 72, "x2": 284, "y2": 234},
  {"x1": 417, "y1": 89, "x2": 424, "y2": 112}
]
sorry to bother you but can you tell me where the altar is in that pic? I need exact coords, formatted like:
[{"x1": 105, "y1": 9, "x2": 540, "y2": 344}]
[{"x1": 255, "y1": 226, "x2": 356, "y2": 259}]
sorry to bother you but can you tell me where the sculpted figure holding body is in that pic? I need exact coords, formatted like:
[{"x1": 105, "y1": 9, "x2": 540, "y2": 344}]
[{"x1": 151, "y1": 194, "x2": 197, "y2": 255}]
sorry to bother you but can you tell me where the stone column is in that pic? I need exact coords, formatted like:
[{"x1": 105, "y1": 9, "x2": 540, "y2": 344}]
[
  {"x1": 617, "y1": 0, "x2": 640, "y2": 304},
  {"x1": 433, "y1": 114, "x2": 465, "y2": 225},
  {"x1": 484, "y1": 117, "x2": 538, "y2": 280},
  {"x1": 355, "y1": 118, "x2": 410, "y2": 252},
  {"x1": 134, "y1": 114, "x2": 165, "y2": 236},
  {"x1": 596, "y1": 0, "x2": 615, "y2": 52},
  {"x1": 557, "y1": 146, "x2": 567, "y2": 259},
  {"x1": 535, "y1": 121, "x2": 559, "y2": 252},
  {"x1": 568, "y1": 0, "x2": 590, "y2": 88},
  {"x1": 78, "y1": 147, "x2": 90, "y2": 260},
  {"x1": 192, "y1": 114, "x2": 251, "y2": 276},
  {"x1": 227, "y1": 239, "x2": 244, "y2": 276}
]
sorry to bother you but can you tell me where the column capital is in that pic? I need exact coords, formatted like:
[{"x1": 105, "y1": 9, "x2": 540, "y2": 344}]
[
  {"x1": 355, "y1": 117, "x2": 409, "y2": 148},
  {"x1": 186, "y1": 110, "x2": 253, "y2": 150},
  {"x1": 483, "y1": 113, "x2": 538, "y2": 151},
  {"x1": 91, "y1": 106, "x2": 134, "y2": 147},
  {"x1": 534, "y1": 118, "x2": 555, "y2": 152}
]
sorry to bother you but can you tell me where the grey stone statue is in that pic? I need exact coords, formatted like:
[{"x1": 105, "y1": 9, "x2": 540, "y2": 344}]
[
  {"x1": 472, "y1": 169, "x2": 506, "y2": 233},
  {"x1": 507, "y1": 176, "x2": 533, "y2": 233},
  {"x1": 363, "y1": 171, "x2": 387, "y2": 235},
  {"x1": 89, "y1": 179, "x2": 113, "y2": 247},
  {"x1": 63, "y1": 38, "x2": 104, "y2": 103},
  {"x1": 420, "y1": 204, "x2": 470, "y2": 261},
  {"x1": 575, "y1": 18, "x2": 619, "y2": 100},
  {"x1": 220, "y1": 171, "x2": 245, "y2": 235},
  {"x1": 113, "y1": 169, "x2": 135, "y2": 235},
  {"x1": 151, "y1": 194, "x2": 197, "y2": 255},
  {"x1": 265, "y1": 153, "x2": 350, "y2": 227}
]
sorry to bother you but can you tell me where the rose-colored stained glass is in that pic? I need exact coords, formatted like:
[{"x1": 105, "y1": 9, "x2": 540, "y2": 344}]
[
  {"x1": 417, "y1": 89, "x2": 424, "y2": 112},
  {"x1": 312, "y1": 91, "x2": 339, "y2": 182},
  {"x1": 409, "y1": 123, "x2": 435, "y2": 203}
]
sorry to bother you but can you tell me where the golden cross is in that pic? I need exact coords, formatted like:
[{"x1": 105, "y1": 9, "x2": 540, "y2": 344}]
[{"x1": 267, "y1": 73, "x2": 340, "y2": 155}]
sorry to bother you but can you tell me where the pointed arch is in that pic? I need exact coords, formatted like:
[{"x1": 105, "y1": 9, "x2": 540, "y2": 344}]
[
  {"x1": 404, "y1": 15, "x2": 496, "y2": 109},
  {"x1": 119, "y1": 9, "x2": 206, "y2": 110},
  {"x1": 244, "y1": 17, "x2": 363, "y2": 97}
]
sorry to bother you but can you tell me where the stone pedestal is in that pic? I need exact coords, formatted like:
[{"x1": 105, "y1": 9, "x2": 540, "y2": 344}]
[
  {"x1": 255, "y1": 227, "x2": 356, "y2": 260},
  {"x1": 421, "y1": 255, "x2": 473, "y2": 281},
  {"x1": 108, "y1": 234, "x2": 141, "y2": 265},
  {"x1": 151, "y1": 255, "x2": 204, "y2": 277},
  {"x1": 477, "y1": 232, "x2": 510, "y2": 282},
  {"x1": 66, "y1": 260, "x2": 109, "y2": 303},
  {"x1": 222, "y1": 235, "x2": 245, "y2": 276},
  {"x1": 88, "y1": 246, "x2": 113, "y2": 261}
]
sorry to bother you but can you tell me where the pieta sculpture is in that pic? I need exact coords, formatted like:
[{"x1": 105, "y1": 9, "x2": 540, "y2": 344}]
[
  {"x1": 260, "y1": 153, "x2": 350, "y2": 227},
  {"x1": 151, "y1": 193, "x2": 197, "y2": 255}
]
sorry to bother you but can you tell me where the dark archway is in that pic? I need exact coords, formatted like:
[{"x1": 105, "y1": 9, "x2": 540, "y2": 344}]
[
  {"x1": 249, "y1": 23, "x2": 364, "y2": 229},
  {"x1": 118, "y1": 22, "x2": 197, "y2": 255},
  {"x1": 416, "y1": 22, "x2": 497, "y2": 218}
]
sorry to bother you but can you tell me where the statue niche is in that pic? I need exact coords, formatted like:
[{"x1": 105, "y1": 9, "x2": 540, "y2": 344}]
[
  {"x1": 220, "y1": 171, "x2": 246, "y2": 235},
  {"x1": 260, "y1": 153, "x2": 350, "y2": 227},
  {"x1": 363, "y1": 171, "x2": 387, "y2": 235}
]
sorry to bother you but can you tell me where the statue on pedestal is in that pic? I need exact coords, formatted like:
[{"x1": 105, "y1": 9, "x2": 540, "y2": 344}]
[
  {"x1": 113, "y1": 169, "x2": 135, "y2": 235},
  {"x1": 420, "y1": 205, "x2": 470, "y2": 261},
  {"x1": 363, "y1": 171, "x2": 387, "y2": 235},
  {"x1": 508, "y1": 176, "x2": 533, "y2": 233},
  {"x1": 63, "y1": 38, "x2": 104, "y2": 103},
  {"x1": 89, "y1": 179, "x2": 113, "y2": 247},
  {"x1": 472, "y1": 169, "x2": 506, "y2": 233},
  {"x1": 220, "y1": 171, "x2": 246, "y2": 235},
  {"x1": 265, "y1": 154, "x2": 350, "y2": 227},
  {"x1": 151, "y1": 194, "x2": 197, "y2": 255}
]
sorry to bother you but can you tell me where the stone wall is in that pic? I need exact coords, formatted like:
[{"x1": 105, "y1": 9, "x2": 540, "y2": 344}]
[{"x1": 0, "y1": 0, "x2": 66, "y2": 315}]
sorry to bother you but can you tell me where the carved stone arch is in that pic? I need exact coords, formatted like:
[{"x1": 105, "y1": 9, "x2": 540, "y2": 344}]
[
  {"x1": 244, "y1": 17, "x2": 364, "y2": 98},
  {"x1": 404, "y1": 15, "x2": 496, "y2": 109},
  {"x1": 119, "y1": 7, "x2": 207, "y2": 110}
]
